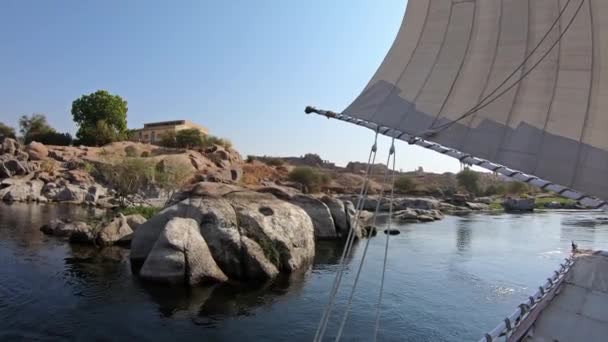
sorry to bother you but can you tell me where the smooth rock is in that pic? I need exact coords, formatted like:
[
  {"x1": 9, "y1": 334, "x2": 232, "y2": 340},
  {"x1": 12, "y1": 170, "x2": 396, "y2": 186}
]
[
  {"x1": 26, "y1": 142, "x2": 48, "y2": 160},
  {"x1": 139, "y1": 217, "x2": 228, "y2": 285},
  {"x1": 321, "y1": 196, "x2": 349, "y2": 237},
  {"x1": 225, "y1": 191, "x2": 315, "y2": 275},
  {"x1": 503, "y1": 198, "x2": 535, "y2": 212},
  {"x1": 0, "y1": 179, "x2": 43, "y2": 202},
  {"x1": 287, "y1": 194, "x2": 336, "y2": 240},
  {"x1": 96, "y1": 214, "x2": 133, "y2": 246},
  {"x1": 125, "y1": 214, "x2": 147, "y2": 230}
]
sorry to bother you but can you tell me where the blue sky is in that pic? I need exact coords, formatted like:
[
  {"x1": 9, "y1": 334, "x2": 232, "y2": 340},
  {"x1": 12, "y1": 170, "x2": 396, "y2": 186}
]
[{"x1": 0, "y1": 0, "x2": 462, "y2": 173}]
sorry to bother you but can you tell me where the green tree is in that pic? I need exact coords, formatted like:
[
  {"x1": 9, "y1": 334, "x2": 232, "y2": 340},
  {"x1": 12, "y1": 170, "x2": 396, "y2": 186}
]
[
  {"x1": 19, "y1": 114, "x2": 54, "y2": 142},
  {"x1": 175, "y1": 128, "x2": 204, "y2": 148},
  {"x1": 71, "y1": 90, "x2": 128, "y2": 146},
  {"x1": 394, "y1": 175, "x2": 417, "y2": 193},
  {"x1": 0, "y1": 122, "x2": 16, "y2": 139},
  {"x1": 456, "y1": 168, "x2": 480, "y2": 196},
  {"x1": 159, "y1": 131, "x2": 177, "y2": 148}
]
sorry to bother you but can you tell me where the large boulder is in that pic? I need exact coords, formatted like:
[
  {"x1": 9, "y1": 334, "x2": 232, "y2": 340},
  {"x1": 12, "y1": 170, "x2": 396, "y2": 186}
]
[
  {"x1": 260, "y1": 186, "x2": 336, "y2": 240},
  {"x1": 40, "y1": 219, "x2": 90, "y2": 238},
  {"x1": 96, "y1": 214, "x2": 134, "y2": 246},
  {"x1": 1, "y1": 159, "x2": 29, "y2": 177},
  {"x1": 225, "y1": 191, "x2": 315, "y2": 275},
  {"x1": 139, "y1": 217, "x2": 228, "y2": 285},
  {"x1": 321, "y1": 196, "x2": 348, "y2": 236},
  {"x1": 52, "y1": 184, "x2": 89, "y2": 203},
  {"x1": 0, "y1": 179, "x2": 43, "y2": 202},
  {"x1": 131, "y1": 188, "x2": 315, "y2": 283},
  {"x1": 0, "y1": 138, "x2": 20, "y2": 156},
  {"x1": 26, "y1": 142, "x2": 48, "y2": 161}
]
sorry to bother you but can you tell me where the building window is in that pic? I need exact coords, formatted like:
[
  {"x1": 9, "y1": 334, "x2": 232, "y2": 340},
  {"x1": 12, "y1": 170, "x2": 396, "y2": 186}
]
[{"x1": 144, "y1": 134, "x2": 149, "y2": 139}]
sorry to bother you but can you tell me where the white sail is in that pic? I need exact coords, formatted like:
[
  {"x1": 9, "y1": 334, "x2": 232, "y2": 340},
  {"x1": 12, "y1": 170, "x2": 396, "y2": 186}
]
[{"x1": 343, "y1": 0, "x2": 608, "y2": 201}]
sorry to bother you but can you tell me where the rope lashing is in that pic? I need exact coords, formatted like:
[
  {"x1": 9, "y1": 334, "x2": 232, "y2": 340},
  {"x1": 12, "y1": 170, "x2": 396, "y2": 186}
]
[
  {"x1": 334, "y1": 141, "x2": 397, "y2": 341},
  {"x1": 373, "y1": 138, "x2": 397, "y2": 342},
  {"x1": 313, "y1": 131, "x2": 379, "y2": 342}
]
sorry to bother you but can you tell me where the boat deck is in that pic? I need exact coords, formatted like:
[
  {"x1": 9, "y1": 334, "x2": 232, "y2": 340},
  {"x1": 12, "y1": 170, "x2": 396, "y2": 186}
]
[{"x1": 527, "y1": 251, "x2": 608, "y2": 341}]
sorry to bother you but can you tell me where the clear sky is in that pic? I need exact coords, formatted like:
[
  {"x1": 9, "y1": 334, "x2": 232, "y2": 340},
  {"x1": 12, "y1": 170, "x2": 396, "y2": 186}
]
[{"x1": 0, "y1": 0, "x2": 463, "y2": 173}]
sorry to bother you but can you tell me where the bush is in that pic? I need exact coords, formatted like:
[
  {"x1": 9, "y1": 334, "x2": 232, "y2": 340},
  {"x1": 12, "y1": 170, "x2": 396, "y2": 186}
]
[
  {"x1": 141, "y1": 151, "x2": 150, "y2": 158},
  {"x1": 158, "y1": 131, "x2": 177, "y2": 148},
  {"x1": 507, "y1": 181, "x2": 529, "y2": 195},
  {"x1": 28, "y1": 131, "x2": 72, "y2": 146},
  {"x1": 246, "y1": 155, "x2": 255, "y2": 163},
  {"x1": 124, "y1": 145, "x2": 139, "y2": 157},
  {"x1": 394, "y1": 176, "x2": 417, "y2": 193},
  {"x1": 0, "y1": 122, "x2": 16, "y2": 139},
  {"x1": 484, "y1": 183, "x2": 506, "y2": 196},
  {"x1": 456, "y1": 168, "x2": 480, "y2": 196},
  {"x1": 204, "y1": 135, "x2": 232, "y2": 149},
  {"x1": 287, "y1": 167, "x2": 330, "y2": 193},
  {"x1": 175, "y1": 129, "x2": 203, "y2": 148},
  {"x1": 94, "y1": 157, "x2": 193, "y2": 206},
  {"x1": 118, "y1": 206, "x2": 160, "y2": 219},
  {"x1": 264, "y1": 158, "x2": 284, "y2": 167}
]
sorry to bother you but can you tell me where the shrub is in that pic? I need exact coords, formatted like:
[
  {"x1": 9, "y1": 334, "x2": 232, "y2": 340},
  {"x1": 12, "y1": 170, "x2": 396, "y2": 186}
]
[
  {"x1": 246, "y1": 155, "x2": 255, "y2": 163},
  {"x1": 124, "y1": 145, "x2": 139, "y2": 157},
  {"x1": 204, "y1": 135, "x2": 232, "y2": 149},
  {"x1": 507, "y1": 181, "x2": 529, "y2": 195},
  {"x1": 158, "y1": 131, "x2": 177, "y2": 148},
  {"x1": 141, "y1": 151, "x2": 150, "y2": 158},
  {"x1": 175, "y1": 129, "x2": 203, "y2": 148},
  {"x1": 287, "y1": 166, "x2": 330, "y2": 193},
  {"x1": 456, "y1": 168, "x2": 480, "y2": 196},
  {"x1": 94, "y1": 157, "x2": 193, "y2": 206},
  {"x1": 394, "y1": 176, "x2": 417, "y2": 193},
  {"x1": 264, "y1": 158, "x2": 284, "y2": 167},
  {"x1": 0, "y1": 122, "x2": 16, "y2": 139},
  {"x1": 39, "y1": 159, "x2": 58, "y2": 174},
  {"x1": 118, "y1": 206, "x2": 160, "y2": 219},
  {"x1": 484, "y1": 183, "x2": 506, "y2": 196},
  {"x1": 29, "y1": 131, "x2": 73, "y2": 146}
]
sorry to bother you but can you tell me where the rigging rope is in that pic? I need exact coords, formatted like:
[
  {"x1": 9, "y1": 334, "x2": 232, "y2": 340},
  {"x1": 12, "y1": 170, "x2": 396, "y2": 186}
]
[
  {"x1": 422, "y1": 0, "x2": 585, "y2": 138},
  {"x1": 373, "y1": 138, "x2": 397, "y2": 342},
  {"x1": 334, "y1": 142, "x2": 398, "y2": 341},
  {"x1": 314, "y1": 131, "x2": 379, "y2": 342}
]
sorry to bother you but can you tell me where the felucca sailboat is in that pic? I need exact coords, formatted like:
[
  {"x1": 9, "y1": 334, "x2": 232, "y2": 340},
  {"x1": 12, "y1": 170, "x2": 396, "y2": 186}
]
[{"x1": 307, "y1": 0, "x2": 608, "y2": 340}]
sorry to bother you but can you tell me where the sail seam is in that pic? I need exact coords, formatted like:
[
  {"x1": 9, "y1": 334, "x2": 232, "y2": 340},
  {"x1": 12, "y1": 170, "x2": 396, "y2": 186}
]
[
  {"x1": 458, "y1": 0, "x2": 503, "y2": 151},
  {"x1": 494, "y1": 0, "x2": 531, "y2": 164},
  {"x1": 389, "y1": 0, "x2": 455, "y2": 130},
  {"x1": 428, "y1": 1, "x2": 478, "y2": 129},
  {"x1": 570, "y1": 0, "x2": 594, "y2": 189},
  {"x1": 366, "y1": 0, "x2": 431, "y2": 123},
  {"x1": 533, "y1": 0, "x2": 565, "y2": 176}
]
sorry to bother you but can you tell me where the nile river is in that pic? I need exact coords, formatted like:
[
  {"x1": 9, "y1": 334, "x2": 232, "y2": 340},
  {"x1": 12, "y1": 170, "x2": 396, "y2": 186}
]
[{"x1": 1, "y1": 203, "x2": 607, "y2": 341}]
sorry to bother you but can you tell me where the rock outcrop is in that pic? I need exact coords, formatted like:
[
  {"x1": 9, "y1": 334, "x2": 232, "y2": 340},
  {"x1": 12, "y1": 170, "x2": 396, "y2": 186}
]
[
  {"x1": 40, "y1": 214, "x2": 147, "y2": 246},
  {"x1": 140, "y1": 217, "x2": 228, "y2": 285},
  {"x1": 131, "y1": 184, "x2": 316, "y2": 284},
  {"x1": 96, "y1": 214, "x2": 134, "y2": 246},
  {"x1": 0, "y1": 140, "x2": 244, "y2": 206}
]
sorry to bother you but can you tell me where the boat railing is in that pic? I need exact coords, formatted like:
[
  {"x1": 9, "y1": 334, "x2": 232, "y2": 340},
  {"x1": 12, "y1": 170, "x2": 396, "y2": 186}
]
[{"x1": 477, "y1": 255, "x2": 575, "y2": 342}]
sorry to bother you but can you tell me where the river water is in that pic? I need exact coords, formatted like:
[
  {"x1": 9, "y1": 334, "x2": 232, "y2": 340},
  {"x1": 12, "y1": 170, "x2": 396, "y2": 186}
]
[{"x1": 1, "y1": 203, "x2": 608, "y2": 341}]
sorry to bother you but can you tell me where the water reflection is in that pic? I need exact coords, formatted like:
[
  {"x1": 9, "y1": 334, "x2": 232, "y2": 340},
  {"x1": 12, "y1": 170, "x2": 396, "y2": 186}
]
[{"x1": 456, "y1": 224, "x2": 472, "y2": 253}]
